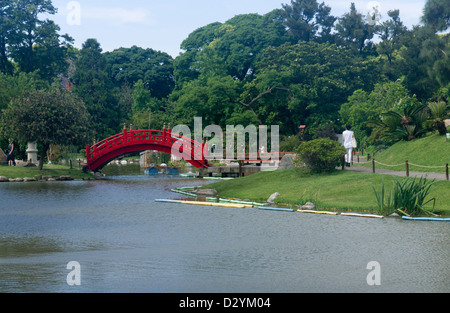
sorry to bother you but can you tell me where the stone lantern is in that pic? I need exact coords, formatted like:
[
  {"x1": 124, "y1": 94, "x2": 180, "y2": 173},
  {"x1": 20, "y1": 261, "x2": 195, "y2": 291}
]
[{"x1": 26, "y1": 142, "x2": 38, "y2": 164}]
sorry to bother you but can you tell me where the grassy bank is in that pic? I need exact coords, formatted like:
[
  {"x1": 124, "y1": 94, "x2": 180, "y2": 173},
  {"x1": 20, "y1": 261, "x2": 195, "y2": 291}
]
[
  {"x1": 0, "y1": 164, "x2": 94, "y2": 180},
  {"x1": 205, "y1": 169, "x2": 450, "y2": 216},
  {"x1": 357, "y1": 134, "x2": 450, "y2": 173}
]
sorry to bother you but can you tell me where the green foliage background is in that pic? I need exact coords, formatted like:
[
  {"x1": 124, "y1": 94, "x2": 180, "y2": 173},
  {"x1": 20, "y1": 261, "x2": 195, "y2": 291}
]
[{"x1": 0, "y1": 0, "x2": 448, "y2": 160}]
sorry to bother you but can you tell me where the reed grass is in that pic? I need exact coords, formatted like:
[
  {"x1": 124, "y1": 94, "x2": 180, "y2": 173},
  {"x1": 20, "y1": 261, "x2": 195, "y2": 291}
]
[{"x1": 372, "y1": 176, "x2": 438, "y2": 217}]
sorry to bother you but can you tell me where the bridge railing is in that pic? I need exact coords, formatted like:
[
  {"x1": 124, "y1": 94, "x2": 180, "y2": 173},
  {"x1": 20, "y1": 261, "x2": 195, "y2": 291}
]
[
  {"x1": 86, "y1": 128, "x2": 208, "y2": 165},
  {"x1": 86, "y1": 127, "x2": 292, "y2": 169},
  {"x1": 204, "y1": 151, "x2": 291, "y2": 161}
]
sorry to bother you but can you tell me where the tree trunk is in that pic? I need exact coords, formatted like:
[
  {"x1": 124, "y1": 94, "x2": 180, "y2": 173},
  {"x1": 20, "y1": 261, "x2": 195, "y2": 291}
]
[
  {"x1": 38, "y1": 143, "x2": 49, "y2": 171},
  {"x1": 436, "y1": 121, "x2": 447, "y2": 136}
]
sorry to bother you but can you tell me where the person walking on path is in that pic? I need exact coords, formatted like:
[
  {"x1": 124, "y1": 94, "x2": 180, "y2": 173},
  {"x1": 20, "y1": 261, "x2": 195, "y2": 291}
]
[
  {"x1": 6, "y1": 138, "x2": 16, "y2": 166},
  {"x1": 342, "y1": 125, "x2": 355, "y2": 167}
]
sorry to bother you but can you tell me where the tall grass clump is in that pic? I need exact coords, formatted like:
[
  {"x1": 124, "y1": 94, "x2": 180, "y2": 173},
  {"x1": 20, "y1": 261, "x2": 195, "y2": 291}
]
[{"x1": 372, "y1": 176, "x2": 438, "y2": 217}]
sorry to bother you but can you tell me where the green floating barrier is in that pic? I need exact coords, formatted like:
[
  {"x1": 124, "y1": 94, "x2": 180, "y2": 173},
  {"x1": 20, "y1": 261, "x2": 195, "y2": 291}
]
[{"x1": 170, "y1": 189, "x2": 197, "y2": 197}]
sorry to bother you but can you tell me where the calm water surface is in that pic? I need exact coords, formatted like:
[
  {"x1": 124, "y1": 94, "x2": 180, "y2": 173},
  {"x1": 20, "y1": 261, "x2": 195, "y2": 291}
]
[{"x1": 0, "y1": 164, "x2": 449, "y2": 293}]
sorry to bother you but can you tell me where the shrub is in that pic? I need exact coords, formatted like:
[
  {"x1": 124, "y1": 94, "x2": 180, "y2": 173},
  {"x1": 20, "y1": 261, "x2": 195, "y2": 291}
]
[{"x1": 294, "y1": 138, "x2": 345, "y2": 172}]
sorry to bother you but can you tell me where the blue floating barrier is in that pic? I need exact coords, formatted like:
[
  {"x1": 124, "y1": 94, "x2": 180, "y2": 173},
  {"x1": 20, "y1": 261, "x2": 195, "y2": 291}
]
[
  {"x1": 146, "y1": 167, "x2": 158, "y2": 175},
  {"x1": 402, "y1": 216, "x2": 450, "y2": 222},
  {"x1": 257, "y1": 206, "x2": 295, "y2": 212}
]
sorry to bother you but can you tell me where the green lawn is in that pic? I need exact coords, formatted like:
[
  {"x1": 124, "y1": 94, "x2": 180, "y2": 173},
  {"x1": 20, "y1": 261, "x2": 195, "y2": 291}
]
[
  {"x1": 357, "y1": 134, "x2": 450, "y2": 173},
  {"x1": 205, "y1": 169, "x2": 450, "y2": 216},
  {"x1": 0, "y1": 164, "x2": 94, "y2": 179}
]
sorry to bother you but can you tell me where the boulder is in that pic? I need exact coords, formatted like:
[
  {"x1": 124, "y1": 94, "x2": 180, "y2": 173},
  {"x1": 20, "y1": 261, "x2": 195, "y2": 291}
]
[
  {"x1": 94, "y1": 172, "x2": 105, "y2": 179},
  {"x1": 23, "y1": 177, "x2": 37, "y2": 182},
  {"x1": 277, "y1": 154, "x2": 296, "y2": 170},
  {"x1": 266, "y1": 192, "x2": 280, "y2": 205},
  {"x1": 195, "y1": 189, "x2": 218, "y2": 197},
  {"x1": 300, "y1": 202, "x2": 316, "y2": 210},
  {"x1": 0, "y1": 176, "x2": 8, "y2": 182}
]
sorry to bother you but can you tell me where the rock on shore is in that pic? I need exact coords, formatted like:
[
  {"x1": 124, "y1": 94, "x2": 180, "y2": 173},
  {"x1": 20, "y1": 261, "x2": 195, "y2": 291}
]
[{"x1": 0, "y1": 175, "x2": 93, "y2": 182}]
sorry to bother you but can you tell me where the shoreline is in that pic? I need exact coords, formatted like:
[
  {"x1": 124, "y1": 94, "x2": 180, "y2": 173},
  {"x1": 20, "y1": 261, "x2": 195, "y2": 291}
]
[{"x1": 0, "y1": 163, "x2": 95, "y2": 181}]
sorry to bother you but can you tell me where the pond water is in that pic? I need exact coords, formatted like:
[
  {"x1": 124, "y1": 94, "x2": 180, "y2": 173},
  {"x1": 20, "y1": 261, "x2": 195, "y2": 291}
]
[{"x1": 0, "y1": 164, "x2": 449, "y2": 293}]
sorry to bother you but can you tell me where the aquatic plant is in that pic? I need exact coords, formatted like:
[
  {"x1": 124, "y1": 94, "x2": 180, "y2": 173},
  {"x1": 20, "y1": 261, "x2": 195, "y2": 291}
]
[{"x1": 372, "y1": 176, "x2": 438, "y2": 217}]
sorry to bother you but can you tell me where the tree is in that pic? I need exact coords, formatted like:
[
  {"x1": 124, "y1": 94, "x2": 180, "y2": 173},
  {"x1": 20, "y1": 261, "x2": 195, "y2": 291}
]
[
  {"x1": 105, "y1": 46, "x2": 175, "y2": 99},
  {"x1": 0, "y1": 87, "x2": 91, "y2": 170},
  {"x1": 427, "y1": 101, "x2": 449, "y2": 135},
  {"x1": 376, "y1": 9, "x2": 407, "y2": 80},
  {"x1": 174, "y1": 22, "x2": 223, "y2": 88},
  {"x1": 173, "y1": 75, "x2": 241, "y2": 127},
  {"x1": 174, "y1": 12, "x2": 289, "y2": 84},
  {"x1": 7, "y1": 0, "x2": 74, "y2": 80},
  {"x1": 396, "y1": 26, "x2": 447, "y2": 100},
  {"x1": 246, "y1": 42, "x2": 375, "y2": 135},
  {"x1": 281, "y1": 0, "x2": 336, "y2": 43},
  {"x1": 72, "y1": 39, "x2": 120, "y2": 139},
  {"x1": 340, "y1": 81, "x2": 416, "y2": 146},
  {"x1": 335, "y1": 3, "x2": 376, "y2": 55},
  {"x1": 422, "y1": 0, "x2": 450, "y2": 32},
  {"x1": 0, "y1": 71, "x2": 46, "y2": 111},
  {"x1": 0, "y1": 0, "x2": 14, "y2": 74},
  {"x1": 370, "y1": 101, "x2": 428, "y2": 144}
]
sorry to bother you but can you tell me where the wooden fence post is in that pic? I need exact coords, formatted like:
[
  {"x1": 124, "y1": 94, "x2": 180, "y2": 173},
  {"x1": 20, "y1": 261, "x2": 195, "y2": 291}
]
[
  {"x1": 405, "y1": 160, "x2": 409, "y2": 177},
  {"x1": 372, "y1": 158, "x2": 375, "y2": 173},
  {"x1": 446, "y1": 163, "x2": 449, "y2": 181}
]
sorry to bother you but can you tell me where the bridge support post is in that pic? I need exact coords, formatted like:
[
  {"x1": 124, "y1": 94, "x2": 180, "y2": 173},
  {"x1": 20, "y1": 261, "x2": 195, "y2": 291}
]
[{"x1": 198, "y1": 167, "x2": 207, "y2": 178}]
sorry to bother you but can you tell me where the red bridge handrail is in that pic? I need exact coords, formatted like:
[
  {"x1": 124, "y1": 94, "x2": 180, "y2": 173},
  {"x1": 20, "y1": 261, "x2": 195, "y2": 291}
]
[
  {"x1": 86, "y1": 127, "x2": 208, "y2": 171},
  {"x1": 85, "y1": 126, "x2": 292, "y2": 171}
]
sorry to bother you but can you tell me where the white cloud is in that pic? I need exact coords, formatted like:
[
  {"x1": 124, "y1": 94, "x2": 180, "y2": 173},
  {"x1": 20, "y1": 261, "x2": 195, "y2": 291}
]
[{"x1": 81, "y1": 6, "x2": 151, "y2": 25}]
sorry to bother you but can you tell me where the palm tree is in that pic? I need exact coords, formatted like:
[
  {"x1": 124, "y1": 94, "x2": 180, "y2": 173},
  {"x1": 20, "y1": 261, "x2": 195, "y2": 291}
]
[
  {"x1": 427, "y1": 101, "x2": 449, "y2": 135},
  {"x1": 378, "y1": 103, "x2": 428, "y2": 142}
]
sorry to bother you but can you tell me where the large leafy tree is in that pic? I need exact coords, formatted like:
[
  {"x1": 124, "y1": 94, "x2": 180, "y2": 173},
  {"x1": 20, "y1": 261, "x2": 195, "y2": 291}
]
[
  {"x1": 0, "y1": 87, "x2": 91, "y2": 170},
  {"x1": 172, "y1": 75, "x2": 241, "y2": 127},
  {"x1": 173, "y1": 22, "x2": 222, "y2": 88},
  {"x1": 71, "y1": 39, "x2": 120, "y2": 140},
  {"x1": 340, "y1": 81, "x2": 416, "y2": 145},
  {"x1": 281, "y1": 0, "x2": 336, "y2": 43},
  {"x1": 174, "y1": 12, "x2": 289, "y2": 85},
  {"x1": 422, "y1": 0, "x2": 450, "y2": 32},
  {"x1": 6, "y1": 0, "x2": 74, "y2": 80},
  {"x1": 105, "y1": 46, "x2": 175, "y2": 99},
  {"x1": 395, "y1": 26, "x2": 447, "y2": 100},
  {"x1": 241, "y1": 42, "x2": 376, "y2": 135},
  {"x1": 335, "y1": 2, "x2": 376, "y2": 55},
  {"x1": 0, "y1": 0, "x2": 14, "y2": 75},
  {"x1": 376, "y1": 9, "x2": 407, "y2": 77}
]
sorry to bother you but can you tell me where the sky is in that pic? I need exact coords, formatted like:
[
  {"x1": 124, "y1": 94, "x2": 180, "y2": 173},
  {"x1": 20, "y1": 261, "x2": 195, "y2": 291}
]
[{"x1": 49, "y1": 0, "x2": 428, "y2": 58}]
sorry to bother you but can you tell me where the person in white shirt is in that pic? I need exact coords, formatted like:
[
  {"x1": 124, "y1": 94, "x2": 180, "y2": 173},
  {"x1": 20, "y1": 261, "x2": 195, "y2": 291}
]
[{"x1": 342, "y1": 125, "x2": 355, "y2": 167}]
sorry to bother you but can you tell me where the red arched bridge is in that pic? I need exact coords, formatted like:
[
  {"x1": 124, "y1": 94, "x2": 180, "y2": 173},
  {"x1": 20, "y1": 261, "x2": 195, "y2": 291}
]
[{"x1": 85, "y1": 126, "x2": 289, "y2": 172}]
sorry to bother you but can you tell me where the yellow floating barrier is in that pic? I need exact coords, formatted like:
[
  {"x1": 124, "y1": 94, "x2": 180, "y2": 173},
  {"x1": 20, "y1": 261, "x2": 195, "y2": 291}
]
[
  {"x1": 341, "y1": 212, "x2": 384, "y2": 219},
  {"x1": 296, "y1": 209, "x2": 339, "y2": 215},
  {"x1": 180, "y1": 201, "x2": 253, "y2": 209}
]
